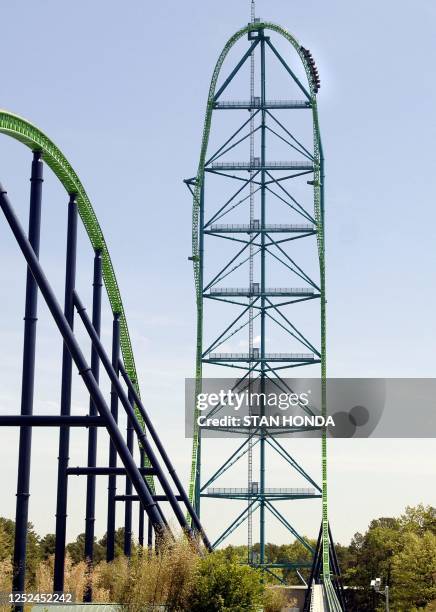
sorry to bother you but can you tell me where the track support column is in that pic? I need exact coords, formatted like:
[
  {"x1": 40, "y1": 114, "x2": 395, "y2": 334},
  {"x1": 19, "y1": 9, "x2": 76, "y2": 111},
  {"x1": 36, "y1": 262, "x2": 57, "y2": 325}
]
[
  {"x1": 138, "y1": 447, "x2": 145, "y2": 547},
  {"x1": 54, "y1": 194, "x2": 78, "y2": 592},
  {"x1": 84, "y1": 249, "x2": 102, "y2": 601},
  {"x1": 124, "y1": 389, "x2": 134, "y2": 556},
  {"x1": 107, "y1": 313, "x2": 120, "y2": 561},
  {"x1": 148, "y1": 517, "x2": 153, "y2": 551},
  {"x1": 12, "y1": 151, "x2": 43, "y2": 604}
]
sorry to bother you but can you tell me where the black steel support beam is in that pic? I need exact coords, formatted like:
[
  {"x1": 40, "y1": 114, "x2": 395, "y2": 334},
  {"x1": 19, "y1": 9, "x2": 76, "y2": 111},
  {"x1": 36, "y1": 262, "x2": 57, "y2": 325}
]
[
  {"x1": 118, "y1": 362, "x2": 212, "y2": 551},
  {"x1": 138, "y1": 447, "x2": 145, "y2": 547},
  {"x1": 116, "y1": 495, "x2": 183, "y2": 502},
  {"x1": 0, "y1": 184, "x2": 168, "y2": 560},
  {"x1": 106, "y1": 313, "x2": 120, "y2": 561},
  {"x1": 54, "y1": 193, "x2": 78, "y2": 592},
  {"x1": 12, "y1": 151, "x2": 43, "y2": 606},
  {"x1": 84, "y1": 249, "x2": 102, "y2": 601},
  {"x1": 67, "y1": 467, "x2": 155, "y2": 476},
  {"x1": 148, "y1": 517, "x2": 153, "y2": 550},
  {"x1": 0, "y1": 416, "x2": 104, "y2": 426},
  {"x1": 124, "y1": 389, "x2": 134, "y2": 557},
  {"x1": 72, "y1": 291, "x2": 209, "y2": 549}
]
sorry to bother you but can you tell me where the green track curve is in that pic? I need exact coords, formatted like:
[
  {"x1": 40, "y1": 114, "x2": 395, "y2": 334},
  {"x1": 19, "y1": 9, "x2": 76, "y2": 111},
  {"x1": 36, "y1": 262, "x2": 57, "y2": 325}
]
[
  {"x1": 0, "y1": 109, "x2": 154, "y2": 492},
  {"x1": 189, "y1": 22, "x2": 330, "y2": 582}
]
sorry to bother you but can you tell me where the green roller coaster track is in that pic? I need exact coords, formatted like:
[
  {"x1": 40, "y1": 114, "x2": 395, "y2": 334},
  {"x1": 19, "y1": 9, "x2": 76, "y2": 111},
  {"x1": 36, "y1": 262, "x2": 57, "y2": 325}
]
[
  {"x1": 189, "y1": 22, "x2": 329, "y2": 581},
  {"x1": 0, "y1": 109, "x2": 154, "y2": 491}
]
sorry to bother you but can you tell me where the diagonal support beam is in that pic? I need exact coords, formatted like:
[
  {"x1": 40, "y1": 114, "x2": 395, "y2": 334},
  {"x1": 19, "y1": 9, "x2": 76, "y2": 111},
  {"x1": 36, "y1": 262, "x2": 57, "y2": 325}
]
[
  {"x1": 265, "y1": 437, "x2": 321, "y2": 491},
  {"x1": 214, "y1": 39, "x2": 260, "y2": 101},
  {"x1": 73, "y1": 290, "x2": 211, "y2": 550},
  {"x1": 212, "y1": 500, "x2": 260, "y2": 548},
  {"x1": 0, "y1": 184, "x2": 168, "y2": 542},
  {"x1": 266, "y1": 39, "x2": 311, "y2": 100},
  {"x1": 265, "y1": 500, "x2": 314, "y2": 553},
  {"x1": 202, "y1": 298, "x2": 260, "y2": 356},
  {"x1": 201, "y1": 435, "x2": 260, "y2": 491}
]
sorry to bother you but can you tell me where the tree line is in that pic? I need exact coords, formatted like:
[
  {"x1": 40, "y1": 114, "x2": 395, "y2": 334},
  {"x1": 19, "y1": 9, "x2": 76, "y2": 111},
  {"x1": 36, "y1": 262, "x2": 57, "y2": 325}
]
[{"x1": 0, "y1": 503, "x2": 435, "y2": 610}]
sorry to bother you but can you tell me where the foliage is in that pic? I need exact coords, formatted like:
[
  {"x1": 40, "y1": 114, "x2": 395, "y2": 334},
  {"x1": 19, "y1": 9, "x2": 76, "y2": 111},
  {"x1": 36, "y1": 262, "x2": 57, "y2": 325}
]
[
  {"x1": 66, "y1": 532, "x2": 105, "y2": 564},
  {"x1": 96, "y1": 537, "x2": 198, "y2": 611},
  {"x1": 390, "y1": 531, "x2": 436, "y2": 610},
  {"x1": 216, "y1": 539, "x2": 316, "y2": 584},
  {"x1": 0, "y1": 517, "x2": 40, "y2": 585},
  {"x1": 0, "y1": 503, "x2": 435, "y2": 610},
  {"x1": 400, "y1": 504, "x2": 436, "y2": 535},
  {"x1": 262, "y1": 586, "x2": 290, "y2": 612},
  {"x1": 341, "y1": 505, "x2": 436, "y2": 610},
  {"x1": 39, "y1": 533, "x2": 56, "y2": 559},
  {"x1": 189, "y1": 552, "x2": 264, "y2": 612},
  {"x1": 0, "y1": 558, "x2": 13, "y2": 612}
]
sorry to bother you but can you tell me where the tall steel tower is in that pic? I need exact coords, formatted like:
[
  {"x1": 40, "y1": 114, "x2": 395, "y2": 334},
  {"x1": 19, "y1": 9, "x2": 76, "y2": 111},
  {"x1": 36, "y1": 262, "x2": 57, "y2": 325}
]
[
  {"x1": 247, "y1": 0, "x2": 257, "y2": 566},
  {"x1": 185, "y1": 15, "x2": 338, "y2": 595}
]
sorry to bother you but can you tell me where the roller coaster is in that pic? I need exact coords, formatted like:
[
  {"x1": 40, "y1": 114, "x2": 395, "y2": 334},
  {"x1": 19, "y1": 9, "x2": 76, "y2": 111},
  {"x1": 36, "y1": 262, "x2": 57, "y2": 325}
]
[
  {"x1": 185, "y1": 11, "x2": 344, "y2": 611},
  {"x1": 0, "y1": 110, "x2": 210, "y2": 601},
  {"x1": 0, "y1": 10, "x2": 345, "y2": 612}
]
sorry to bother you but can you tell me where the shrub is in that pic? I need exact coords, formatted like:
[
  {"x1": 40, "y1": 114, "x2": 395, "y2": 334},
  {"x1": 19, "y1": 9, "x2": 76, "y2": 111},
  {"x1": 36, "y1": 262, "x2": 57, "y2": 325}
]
[
  {"x1": 263, "y1": 586, "x2": 289, "y2": 612},
  {"x1": 189, "y1": 552, "x2": 264, "y2": 612},
  {"x1": 95, "y1": 536, "x2": 198, "y2": 611}
]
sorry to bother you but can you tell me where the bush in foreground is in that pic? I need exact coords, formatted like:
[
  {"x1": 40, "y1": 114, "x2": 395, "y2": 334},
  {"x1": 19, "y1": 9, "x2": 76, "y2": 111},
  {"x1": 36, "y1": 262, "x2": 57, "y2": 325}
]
[
  {"x1": 189, "y1": 552, "x2": 263, "y2": 612},
  {"x1": 29, "y1": 537, "x2": 267, "y2": 611}
]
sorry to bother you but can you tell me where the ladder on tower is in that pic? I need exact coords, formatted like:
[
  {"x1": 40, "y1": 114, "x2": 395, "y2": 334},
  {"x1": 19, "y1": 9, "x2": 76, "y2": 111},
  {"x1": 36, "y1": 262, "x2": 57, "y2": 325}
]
[{"x1": 247, "y1": 0, "x2": 256, "y2": 568}]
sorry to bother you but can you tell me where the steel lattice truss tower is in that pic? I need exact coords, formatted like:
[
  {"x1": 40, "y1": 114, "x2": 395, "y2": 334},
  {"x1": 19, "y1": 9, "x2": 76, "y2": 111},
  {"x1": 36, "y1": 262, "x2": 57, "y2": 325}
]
[{"x1": 186, "y1": 20, "x2": 332, "y2": 585}]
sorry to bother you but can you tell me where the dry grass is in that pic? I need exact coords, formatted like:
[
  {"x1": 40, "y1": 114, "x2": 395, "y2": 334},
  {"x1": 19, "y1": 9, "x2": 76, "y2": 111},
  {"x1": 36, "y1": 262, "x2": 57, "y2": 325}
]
[
  {"x1": 35, "y1": 554, "x2": 110, "y2": 603},
  {"x1": 28, "y1": 536, "x2": 198, "y2": 610},
  {"x1": 1, "y1": 536, "x2": 269, "y2": 611},
  {"x1": 95, "y1": 536, "x2": 198, "y2": 610}
]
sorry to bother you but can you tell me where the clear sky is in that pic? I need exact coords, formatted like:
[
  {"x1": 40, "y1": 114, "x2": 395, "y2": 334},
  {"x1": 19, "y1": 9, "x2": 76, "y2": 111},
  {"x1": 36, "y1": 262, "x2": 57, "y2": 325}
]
[{"x1": 0, "y1": 0, "x2": 436, "y2": 549}]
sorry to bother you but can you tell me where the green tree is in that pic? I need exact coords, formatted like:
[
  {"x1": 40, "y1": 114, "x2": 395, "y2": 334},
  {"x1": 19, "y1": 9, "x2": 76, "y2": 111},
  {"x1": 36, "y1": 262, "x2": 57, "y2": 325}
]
[
  {"x1": 339, "y1": 507, "x2": 436, "y2": 610},
  {"x1": 0, "y1": 518, "x2": 14, "y2": 561},
  {"x1": 341, "y1": 520, "x2": 402, "y2": 610},
  {"x1": 66, "y1": 533, "x2": 106, "y2": 564},
  {"x1": 98, "y1": 527, "x2": 130, "y2": 560},
  {"x1": 189, "y1": 553, "x2": 263, "y2": 612},
  {"x1": 279, "y1": 539, "x2": 315, "y2": 584},
  {"x1": 391, "y1": 531, "x2": 436, "y2": 610},
  {"x1": 39, "y1": 533, "x2": 56, "y2": 559},
  {"x1": 400, "y1": 504, "x2": 436, "y2": 536},
  {"x1": 0, "y1": 518, "x2": 40, "y2": 587}
]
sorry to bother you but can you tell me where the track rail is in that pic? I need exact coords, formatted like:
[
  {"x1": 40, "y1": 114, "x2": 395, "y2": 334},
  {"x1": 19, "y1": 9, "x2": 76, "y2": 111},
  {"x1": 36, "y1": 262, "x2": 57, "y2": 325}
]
[
  {"x1": 0, "y1": 110, "x2": 154, "y2": 489},
  {"x1": 0, "y1": 110, "x2": 137, "y2": 387}
]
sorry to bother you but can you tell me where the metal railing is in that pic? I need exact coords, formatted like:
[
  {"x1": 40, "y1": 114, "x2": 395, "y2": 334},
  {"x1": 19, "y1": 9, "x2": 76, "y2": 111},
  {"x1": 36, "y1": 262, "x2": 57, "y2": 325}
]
[
  {"x1": 207, "y1": 352, "x2": 314, "y2": 360},
  {"x1": 210, "y1": 160, "x2": 314, "y2": 169},
  {"x1": 208, "y1": 223, "x2": 315, "y2": 232},
  {"x1": 215, "y1": 99, "x2": 311, "y2": 108},
  {"x1": 207, "y1": 487, "x2": 316, "y2": 495},
  {"x1": 209, "y1": 287, "x2": 314, "y2": 295}
]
